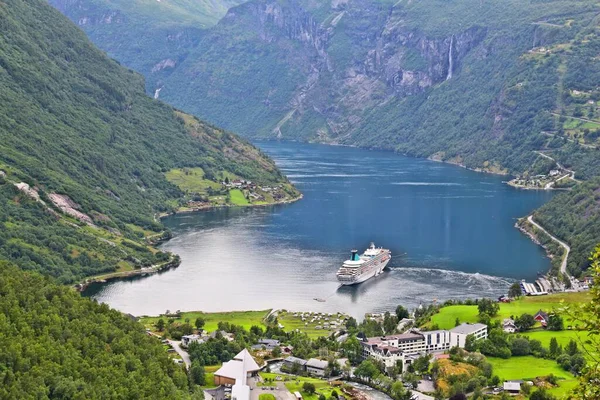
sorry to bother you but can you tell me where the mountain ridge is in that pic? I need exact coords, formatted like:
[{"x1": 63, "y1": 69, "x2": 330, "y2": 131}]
[{"x1": 0, "y1": 0, "x2": 296, "y2": 283}]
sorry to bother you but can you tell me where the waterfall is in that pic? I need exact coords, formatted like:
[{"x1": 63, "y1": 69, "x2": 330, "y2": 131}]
[{"x1": 446, "y1": 35, "x2": 454, "y2": 81}]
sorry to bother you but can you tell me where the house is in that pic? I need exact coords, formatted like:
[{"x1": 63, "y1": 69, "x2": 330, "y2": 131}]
[
  {"x1": 181, "y1": 334, "x2": 204, "y2": 348},
  {"x1": 214, "y1": 349, "x2": 261, "y2": 386},
  {"x1": 209, "y1": 330, "x2": 235, "y2": 341},
  {"x1": 502, "y1": 319, "x2": 517, "y2": 333},
  {"x1": 503, "y1": 380, "x2": 522, "y2": 395},
  {"x1": 283, "y1": 356, "x2": 307, "y2": 372},
  {"x1": 449, "y1": 323, "x2": 488, "y2": 348},
  {"x1": 251, "y1": 338, "x2": 280, "y2": 351},
  {"x1": 306, "y1": 358, "x2": 328, "y2": 377},
  {"x1": 534, "y1": 310, "x2": 549, "y2": 327}
]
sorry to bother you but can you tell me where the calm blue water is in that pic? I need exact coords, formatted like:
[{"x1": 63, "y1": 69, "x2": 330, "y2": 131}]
[{"x1": 86, "y1": 142, "x2": 554, "y2": 317}]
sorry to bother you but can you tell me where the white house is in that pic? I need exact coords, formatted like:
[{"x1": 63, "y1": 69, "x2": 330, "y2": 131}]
[
  {"x1": 502, "y1": 318, "x2": 517, "y2": 333},
  {"x1": 181, "y1": 334, "x2": 204, "y2": 348}
]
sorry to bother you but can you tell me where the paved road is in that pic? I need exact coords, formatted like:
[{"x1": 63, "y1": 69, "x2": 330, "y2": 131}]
[
  {"x1": 168, "y1": 340, "x2": 191, "y2": 368},
  {"x1": 527, "y1": 215, "x2": 570, "y2": 276}
]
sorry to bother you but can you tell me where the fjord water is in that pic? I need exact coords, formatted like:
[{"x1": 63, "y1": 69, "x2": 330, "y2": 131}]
[{"x1": 87, "y1": 142, "x2": 554, "y2": 317}]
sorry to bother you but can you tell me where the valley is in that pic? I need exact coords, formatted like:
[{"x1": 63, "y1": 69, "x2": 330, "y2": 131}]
[{"x1": 48, "y1": 0, "x2": 600, "y2": 278}]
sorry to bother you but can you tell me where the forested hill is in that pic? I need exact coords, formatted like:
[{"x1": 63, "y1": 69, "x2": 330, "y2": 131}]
[
  {"x1": 0, "y1": 0, "x2": 295, "y2": 283},
  {"x1": 0, "y1": 262, "x2": 198, "y2": 398},
  {"x1": 49, "y1": 0, "x2": 600, "y2": 276}
]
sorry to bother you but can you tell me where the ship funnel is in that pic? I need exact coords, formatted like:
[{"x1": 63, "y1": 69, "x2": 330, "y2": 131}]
[{"x1": 351, "y1": 250, "x2": 359, "y2": 261}]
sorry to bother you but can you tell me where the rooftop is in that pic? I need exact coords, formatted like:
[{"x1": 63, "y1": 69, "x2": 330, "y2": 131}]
[
  {"x1": 450, "y1": 323, "x2": 487, "y2": 335},
  {"x1": 306, "y1": 358, "x2": 328, "y2": 369},
  {"x1": 214, "y1": 349, "x2": 260, "y2": 380},
  {"x1": 285, "y1": 356, "x2": 307, "y2": 365},
  {"x1": 365, "y1": 332, "x2": 424, "y2": 344}
]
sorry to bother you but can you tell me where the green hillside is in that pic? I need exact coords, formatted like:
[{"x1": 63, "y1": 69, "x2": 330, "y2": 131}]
[
  {"x1": 49, "y1": 0, "x2": 600, "y2": 275},
  {"x1": 0, "y1": 0, "x2": 296, "y2": 283},
  {"x1": 0, "y1": 261, "x2": 198, "y2": 398},
  {"x1": 534, "y1": 177, "x2": 600, "y2": 277}
]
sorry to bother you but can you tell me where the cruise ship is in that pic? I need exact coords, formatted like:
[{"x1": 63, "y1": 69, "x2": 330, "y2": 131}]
[{"x1": 336, "y1": 243, "x2": 391, "y2": 285}]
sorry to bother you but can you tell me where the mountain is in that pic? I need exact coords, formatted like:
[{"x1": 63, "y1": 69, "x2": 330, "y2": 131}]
[
  {"x1": 0, "y1": 261, "x2": 198, "y2": 398},
  {"x1": 49, "y1": 0, "x2": 600, "y2": 172},
  {"x1": 48, "y1": 0, "x2": 248, "y2": 84},
  {"x1": 49, "y1": 0, "x2": 600, "y2": 276},
  {"x1": 0, "y1": 0, "x2": 297, "y2": 283}
]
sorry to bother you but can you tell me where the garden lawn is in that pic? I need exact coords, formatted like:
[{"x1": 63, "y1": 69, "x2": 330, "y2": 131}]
[
  {"x1": 140, "y1": 310, "x2": 270, "y2": 332},
  {"x1": 285, "y1": 377, "x2": 341, "y2": 400},
  {"x1": 229, "y1": 189, "x2": 250, "y2": 205},
  {"x1": 259, "y1": 373, "x2": 344, "y2": 400}
]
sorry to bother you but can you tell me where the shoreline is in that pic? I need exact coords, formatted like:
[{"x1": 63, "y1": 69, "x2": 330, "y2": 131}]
[
  {"x1": 75, "y1": 255, "x2": 181, "y2": 292},
  {"x1": 78, "y1": 193, "x2": 303, "y2": 292},
  {"x1": 155, "y1": 192, "x2": 304, "y2": 220}
]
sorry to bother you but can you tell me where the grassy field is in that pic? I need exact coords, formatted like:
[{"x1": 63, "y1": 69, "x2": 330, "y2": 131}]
[
  {"x1": 487, "y1": 356, "x2": 577, "y2": 399},
  {"x1": 522, "y1": 329, "x2": 589, "y2": 348},
  {"x1": 229, "y1": 189, "x2": 250, "y2": 205},
  {"x1": 140, "y1": 310, "x2": 270, "y2": 332},
  {"x1": 165, "y1": 167, "x2": 223, "y2": 194},
  {"x1": 260, "y1": 372, "x2": 343, "y2": 400},
  {"x1": 277, "y1": 311, "x2": 348, "y2": 339},
  {"x1": 259, "y1": 395, "x2": 276, "y2": 400},
  {"x1": 427, "y1": 292, "x2": 591, "y2": 329}
]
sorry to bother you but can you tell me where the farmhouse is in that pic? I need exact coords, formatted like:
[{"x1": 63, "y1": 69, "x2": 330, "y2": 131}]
[
  {"x1": 502, "y1": 319, "x2": 517, "y2": 333},
  {"x1": 534, "y1": 310, "x2": 549, "y2": 327},
  {"x1": 503, "y1": 380, "x2": 523, "y2": 395}
]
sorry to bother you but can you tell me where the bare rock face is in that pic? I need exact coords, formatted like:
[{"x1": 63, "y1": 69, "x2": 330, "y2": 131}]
[{"x1": 219, "y1": 0, "x2": 486, "y2": 141}]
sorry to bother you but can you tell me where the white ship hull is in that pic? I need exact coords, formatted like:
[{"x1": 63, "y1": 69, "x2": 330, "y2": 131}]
[
  {"x1": 336, "y1": 243, "x2": 391, "y2": 286},
  {"x1": 339, "y1": 257, "x2": 390, "y2": 286}
]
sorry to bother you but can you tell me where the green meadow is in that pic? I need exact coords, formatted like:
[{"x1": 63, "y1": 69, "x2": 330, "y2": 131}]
[
  {"x1": 141, "y1": 310, "x2": 270, "y2": 332},
  {"x1": 426, "y1": 292, "x2": 591, "y2": 329},
  {"x1": 487, "y1": 356, "x2": 578, "y2": 398}
]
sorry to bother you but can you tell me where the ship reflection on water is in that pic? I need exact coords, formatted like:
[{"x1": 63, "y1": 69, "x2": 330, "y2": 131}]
[{"x1": 336, "y1": 269, "x2": 391, "y2": 303}]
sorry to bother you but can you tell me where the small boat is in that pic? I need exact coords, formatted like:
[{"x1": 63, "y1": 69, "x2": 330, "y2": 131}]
[{"x1": 313, "y1": 298, "x2": 326, "y2": 302}]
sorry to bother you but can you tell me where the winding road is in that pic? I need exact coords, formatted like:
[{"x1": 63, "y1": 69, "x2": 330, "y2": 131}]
[{"x1": 527, "y1": 215, "x2": 570, "y2": 276}]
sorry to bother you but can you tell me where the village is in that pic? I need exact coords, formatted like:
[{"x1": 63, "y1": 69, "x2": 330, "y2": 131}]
[{"x1": 140, "y1": 287, "x2": 589, "y2": 400}]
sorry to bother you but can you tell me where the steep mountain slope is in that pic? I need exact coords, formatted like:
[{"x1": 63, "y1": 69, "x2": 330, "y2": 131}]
[
  {"x1": 48, "y1": 0, "x2": 247, "y2": 84},
  {"x1": 50, "y1": 0, "x2": 600, "y2": 275},
  {"x1": 0, "y1": 0, "x2": 296, "y2": 283},
  {"x1": 0, "y1": 262, "x2": 198, "y2": 398}
]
